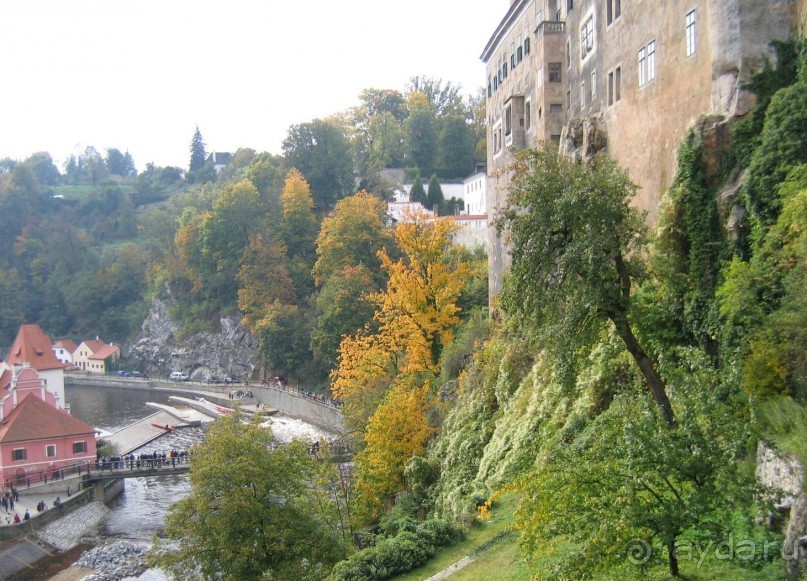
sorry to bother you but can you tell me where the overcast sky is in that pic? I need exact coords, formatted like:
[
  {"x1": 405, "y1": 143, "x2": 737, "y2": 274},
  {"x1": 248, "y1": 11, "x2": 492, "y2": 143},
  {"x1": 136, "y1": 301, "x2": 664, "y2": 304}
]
[{"x1": 1, "y1": 1, "x2": 506, "y2": 172}]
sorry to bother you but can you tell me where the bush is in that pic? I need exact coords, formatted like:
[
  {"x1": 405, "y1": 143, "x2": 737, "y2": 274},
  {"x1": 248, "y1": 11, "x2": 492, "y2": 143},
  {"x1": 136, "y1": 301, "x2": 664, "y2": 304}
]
[{"x1": 326, "y1": 519, "x2": 461, "y2": 581}]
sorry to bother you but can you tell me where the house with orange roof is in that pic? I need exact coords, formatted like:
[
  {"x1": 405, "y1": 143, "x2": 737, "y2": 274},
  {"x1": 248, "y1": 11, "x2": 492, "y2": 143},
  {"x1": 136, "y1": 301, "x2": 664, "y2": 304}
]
[
  {"x1": 52, "y1": 339, "x2": 78, "y2": 366},
  {"x1": 73, "y1": 338, "x2": 120, "y2": 375},
  {"x1": 0, "y1": 366, "x2": 96, "y2": 486},
  {"x1": 4, "y1": 324, "x2": 66, "y2": 409}
]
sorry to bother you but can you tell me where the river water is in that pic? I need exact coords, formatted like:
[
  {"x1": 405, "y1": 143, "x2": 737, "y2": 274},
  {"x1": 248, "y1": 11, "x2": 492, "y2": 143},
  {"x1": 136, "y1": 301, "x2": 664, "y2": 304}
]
[{"x1": 64, "y1": 384, "x2": 330, "y2": 580}]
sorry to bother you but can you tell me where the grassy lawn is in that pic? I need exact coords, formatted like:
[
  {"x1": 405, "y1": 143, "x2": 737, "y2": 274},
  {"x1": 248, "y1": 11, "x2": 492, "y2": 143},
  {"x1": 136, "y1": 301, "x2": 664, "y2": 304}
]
[
  {"x1": 391, "y1": 492, "x2": 789, "y2": 581},
  {"x1": 393, "y1": 493, "x2": 538, "y2": 580}
]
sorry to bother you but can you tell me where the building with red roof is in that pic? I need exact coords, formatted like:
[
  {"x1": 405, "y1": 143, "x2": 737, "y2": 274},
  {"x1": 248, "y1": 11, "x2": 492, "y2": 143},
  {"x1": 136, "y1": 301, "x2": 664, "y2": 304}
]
[
  {"x1": 0, "y1": 366, "x2": 96, "y2": 486},
  {"x1": 4, "y1": 324, "x2": 65, "y2": 409},
  {"x1": 52, "y1": 339, "x2": 78, "y2": 366}
]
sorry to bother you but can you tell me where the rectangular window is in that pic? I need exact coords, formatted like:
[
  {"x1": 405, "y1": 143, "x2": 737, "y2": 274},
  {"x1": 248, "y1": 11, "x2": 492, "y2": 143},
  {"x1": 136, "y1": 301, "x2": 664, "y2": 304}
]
[
  {"x1": 549, "y1": 62, "x2": 562, "y2": 83},
  {"x1": 581, "y1": 16, "x2": 594, "y2": 59},
  {"x1": 46, "y1": 444, "x2": 57, "y2": 458},
  {"x1": 567, "y1": 0, "x2": 573, "y2": 13},
  {"x1": 505, "y1": 105, "x2": 512, "y2": 136},
  {"x1": 686, "y1": 10, "x2": 696, "y2": 57},
  {"x1": 638, "y1": 46, "x2": 647, "y2": 87},
  {"x1": 566, "y1": 87, "x2": 571, "y2": 110},
  {"x1": 549, "y1": 103, "x2": 563, "y2": 113},
  {"x1": 615, "y1": 66, "x2": 622, "y2": 101},
  {"x1": 648, "y1": 40, "x2": 656, "y2": 81},
  {"x1": 608, "y1": 71, "x2": 614, "y2": 105},
  {"x1": 580, "y1": 81, "x2": 586, "y2": 108},
  {"x1": 607, "y1": 0, "x2": 622, "y2": 25},
  {"x1": 537, "y1": 66, "x2": 543, "y2": 88},
  {"x1": 73, "y1": 441, "x2": 87, "y2": 454},
  {"x1": 12, "y1": 448, "x2": 26, "y2": 461},
  {"x1": 525, "y1": 100, "x2": 531, "y2": 129},
  {"x1": 550, "y1": 134, "x2": 561, "y2": 143},
  {"x1": 591, "y1": 70, "x2": 597, "y2": 99}
]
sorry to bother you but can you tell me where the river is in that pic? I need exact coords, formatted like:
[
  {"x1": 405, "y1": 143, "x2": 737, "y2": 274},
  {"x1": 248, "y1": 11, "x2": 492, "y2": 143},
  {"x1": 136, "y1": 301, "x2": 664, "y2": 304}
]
[{"x1": 64, "y1": 384, "x2": 331, "y2": 580}]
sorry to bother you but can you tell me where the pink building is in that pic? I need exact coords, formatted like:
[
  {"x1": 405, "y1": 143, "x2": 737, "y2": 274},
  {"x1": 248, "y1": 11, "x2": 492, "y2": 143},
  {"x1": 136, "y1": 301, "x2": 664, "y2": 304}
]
[
  {"x1": 0, "y1": 366, "x2": 96, "y2": 486},
  {"x1": 4, "y1": 324, "x2": 66, "y2": 409}
]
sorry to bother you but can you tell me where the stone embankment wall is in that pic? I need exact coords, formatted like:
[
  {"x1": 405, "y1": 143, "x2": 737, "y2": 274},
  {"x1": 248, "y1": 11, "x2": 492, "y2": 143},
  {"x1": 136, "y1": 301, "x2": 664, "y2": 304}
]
[
  {"x1": 65, "y1": 374, "x2": 345, "y2": 435},
  {"x1": 256, "y1": 384, "x2": 344, "y2": 434}
]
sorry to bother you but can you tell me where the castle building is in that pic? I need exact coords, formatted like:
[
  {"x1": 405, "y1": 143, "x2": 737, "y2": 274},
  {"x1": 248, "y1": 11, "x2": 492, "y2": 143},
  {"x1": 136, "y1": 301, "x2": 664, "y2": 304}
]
[{"x1": 483, "y1": 0, "x2": 804, "y2": 298}]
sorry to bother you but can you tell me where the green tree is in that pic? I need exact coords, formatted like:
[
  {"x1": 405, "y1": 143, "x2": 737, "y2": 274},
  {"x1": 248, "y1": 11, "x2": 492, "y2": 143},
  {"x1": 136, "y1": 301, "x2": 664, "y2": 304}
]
[
  {"x1": 189, "y1": 125, "x2": 207, "y2": 172},
  {"x1": 426, "y1": 174, "x2": 444, "y2": 214},
  {"x1": 406, "y1": 76, "x2": 467, "y2": 118},
  {"x1": 311, "y1": 264, "x2": 377, "y2": 368},
  {"x1": 499, "y1": 146, "x2": 676, "y2": 425},
  {"x1": 105, "y1": 148, "x2": 136, "y2": 177},
  {"x1": 23, "y1": 152, "x2": 61, "y2": 186},
  {"x1": 516, "y1": 354, "x2": 754, "y2": 578},
  {"x1": 409, "y1": 173, "x2": 426, "y2": 204},
  {"x1": 282, "y1": 119, "x2": 354, "y2": 212},
  {"x1": 150, "y1": 413, "x2": 346, "y2": 580},
  {"x1": 438, "y1": 116, "x2": 475, "y2": 179},
  {"x1": 404, "y1": 100, "x2": 438, "y2": 173}
]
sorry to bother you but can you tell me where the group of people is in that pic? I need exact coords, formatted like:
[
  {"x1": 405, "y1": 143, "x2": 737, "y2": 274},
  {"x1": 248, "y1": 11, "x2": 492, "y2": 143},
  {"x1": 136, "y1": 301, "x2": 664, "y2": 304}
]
[
  {"x1": 1, "y1": 488, "x2": 18, "y2": 513},
  {"x1": 95, "y1": 450, "x2": 191, "y2": 471},
  {"x1": 261, "y1": 377, "x2": 343, "y2": 409}
]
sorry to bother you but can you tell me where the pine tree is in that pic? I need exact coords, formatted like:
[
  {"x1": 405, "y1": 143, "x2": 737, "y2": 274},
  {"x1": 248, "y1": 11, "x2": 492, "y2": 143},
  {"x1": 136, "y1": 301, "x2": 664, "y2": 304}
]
[
  {"x1": 409, "y1": 173, "x2": 426, "y2": 203},
  {"x1": 189, "y1": 126, "x2": 207, "y2": 172},
  {"x1": 427, "y1": 174, "x2": 444, "y2": 214}
]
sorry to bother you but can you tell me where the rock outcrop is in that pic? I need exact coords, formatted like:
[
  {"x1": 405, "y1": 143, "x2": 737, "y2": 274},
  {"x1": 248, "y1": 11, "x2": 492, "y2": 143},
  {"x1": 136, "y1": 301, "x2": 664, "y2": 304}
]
[{"x1": 126, "y1": 297, "x2": 258, "y2": 381}]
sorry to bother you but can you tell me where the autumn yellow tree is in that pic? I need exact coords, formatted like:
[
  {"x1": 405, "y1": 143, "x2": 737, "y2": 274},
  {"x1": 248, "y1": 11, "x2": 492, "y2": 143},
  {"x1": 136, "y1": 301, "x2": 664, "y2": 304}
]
[
  {"x1": 236, "y1": 233, "x2": 296, "y2": 329},
  {"x1": 331, "y1": 212, "x2": 469, "y2": 514},
  {"x1": 331, "y1": 212, "x2": 468, "y2": 408},
  {"x1": 355, "y1": 380, "x2": 434, "y2": 518},
  {"x1": 280, "y1": 168, "x2": 319, "y2": 299}
]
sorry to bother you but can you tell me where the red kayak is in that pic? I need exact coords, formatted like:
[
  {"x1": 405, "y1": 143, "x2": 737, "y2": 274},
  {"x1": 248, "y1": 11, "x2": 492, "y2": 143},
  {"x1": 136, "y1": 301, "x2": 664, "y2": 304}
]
[{"x1": 152, "y1": 423, "x2": 176, "y2": 432}]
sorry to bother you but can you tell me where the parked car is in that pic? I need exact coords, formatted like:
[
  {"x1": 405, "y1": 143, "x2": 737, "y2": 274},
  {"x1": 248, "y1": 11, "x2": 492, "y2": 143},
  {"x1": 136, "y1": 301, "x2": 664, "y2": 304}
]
[
  {"x1": 116, "y1": 370, "x2": 131, "y2": 377},
  {"x1": 130, "y1": 370, "x2": 145, "y2": 378},
  {"x1": 206, "y1": 375, "x2": 223, "y2": 384},
  {"x1": 170, "y1": 371, "x2": 189, "y2": 381}
]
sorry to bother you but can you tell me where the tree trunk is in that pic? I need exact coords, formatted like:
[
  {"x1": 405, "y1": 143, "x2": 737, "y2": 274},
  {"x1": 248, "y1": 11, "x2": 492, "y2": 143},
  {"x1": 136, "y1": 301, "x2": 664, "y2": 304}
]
[
  {"x1": 611, "y1": 315, "x2": 676, "y2": 426},
  {"x1": 612, "y1": 254, "x2": 677, "y2": 427},
  {"x1": 667, "y1": 538, "x2": 680, "y2": 577}
]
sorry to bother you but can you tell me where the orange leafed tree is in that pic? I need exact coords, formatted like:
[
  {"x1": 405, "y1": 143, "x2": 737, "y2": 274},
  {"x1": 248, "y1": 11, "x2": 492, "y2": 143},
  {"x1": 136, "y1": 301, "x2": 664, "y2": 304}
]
[
  {"x1": 331, "y1": 212, "x2": 470, "y2": 514},
  {"x1": 355, "y1": 381, "x2": 434, "y2": 517}
]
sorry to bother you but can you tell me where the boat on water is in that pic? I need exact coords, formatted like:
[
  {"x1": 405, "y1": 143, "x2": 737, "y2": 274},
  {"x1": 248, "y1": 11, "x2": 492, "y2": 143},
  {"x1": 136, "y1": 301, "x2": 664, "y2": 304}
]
[
  {"x1": 151, "y1": 423, "x2": 177, "y2": 432},
  {"x1": 167, "y1": 395, "x2": 279, "y2": 420}
]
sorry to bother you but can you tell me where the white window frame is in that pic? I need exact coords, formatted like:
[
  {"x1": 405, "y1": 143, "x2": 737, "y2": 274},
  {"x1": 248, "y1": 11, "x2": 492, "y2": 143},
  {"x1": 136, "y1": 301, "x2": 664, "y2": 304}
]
[
  {"x1": 46, "y1": 444, "x2": 57, "y2": 458},
  {"x1": 12, "y1": 448, "x2": 26, "y2": 461},
  {"x1": 686, "y1": 10, "x2": 696, "y2": 57},
  {"x1": 581, "y1": 16, "x2": 594, "y2": 61},
  {"x1": 73, "y1": 441, "x2": 87, "y2": 454},
  {"x1": 648, "y1": 40, "x2": 656, "y2": 81},
  {"x1": 638, "y1": 46, "x2": 647, "y2": 87},
  {"x1": 591, "y1": 70, "x2": 597, "y2": 100},
  {"x1": 580, "y1": 81, "x2": 586, "y2": 108}
]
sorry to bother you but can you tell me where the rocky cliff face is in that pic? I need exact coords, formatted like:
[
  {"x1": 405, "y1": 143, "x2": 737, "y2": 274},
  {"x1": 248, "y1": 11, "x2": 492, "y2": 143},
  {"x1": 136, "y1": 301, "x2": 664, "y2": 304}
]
[{"x1": 126, "y1": 297, "x2": 258, "y2": 381}]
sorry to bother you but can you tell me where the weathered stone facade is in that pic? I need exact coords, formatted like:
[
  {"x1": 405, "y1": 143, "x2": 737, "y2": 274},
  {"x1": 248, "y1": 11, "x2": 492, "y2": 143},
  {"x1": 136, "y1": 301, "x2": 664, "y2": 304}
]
[{"x1": 483, "y1": 0, "x2": 801, "y2": 297}]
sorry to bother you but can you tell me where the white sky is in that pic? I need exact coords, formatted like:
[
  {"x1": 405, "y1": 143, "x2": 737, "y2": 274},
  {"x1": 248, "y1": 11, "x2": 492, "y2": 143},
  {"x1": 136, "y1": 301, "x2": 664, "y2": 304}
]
[{"x1": 1, "y1": 1, "x2": 506, "y2": 172}]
